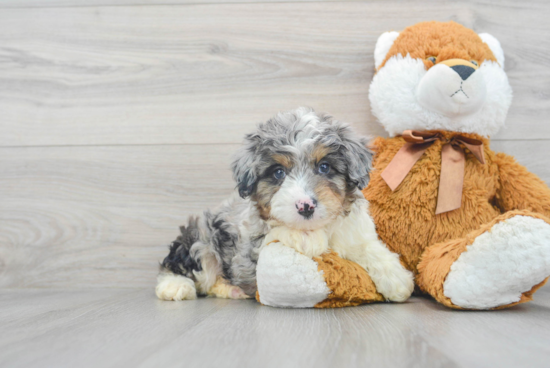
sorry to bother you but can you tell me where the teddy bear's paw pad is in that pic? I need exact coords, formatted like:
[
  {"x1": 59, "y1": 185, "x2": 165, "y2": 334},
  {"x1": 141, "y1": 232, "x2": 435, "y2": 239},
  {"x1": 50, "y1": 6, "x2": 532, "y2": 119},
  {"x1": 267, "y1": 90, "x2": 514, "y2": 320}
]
[
  {"x1": 256, "y1": 242, "x2": 330, "y2": 308},
  {"x1": 444, "y1": 215, "x2": 550, "y2": 309},
  {"x1": 155, "y1": 273, "x2": 197, "y2": 301}
]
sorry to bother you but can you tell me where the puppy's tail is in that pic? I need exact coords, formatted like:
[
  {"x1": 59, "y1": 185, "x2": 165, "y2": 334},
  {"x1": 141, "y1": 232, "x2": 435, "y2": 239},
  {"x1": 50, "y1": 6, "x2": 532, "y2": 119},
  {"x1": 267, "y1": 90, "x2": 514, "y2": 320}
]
[{"x1": 160, "y1": 216, "x2": 203, "y2": 279}]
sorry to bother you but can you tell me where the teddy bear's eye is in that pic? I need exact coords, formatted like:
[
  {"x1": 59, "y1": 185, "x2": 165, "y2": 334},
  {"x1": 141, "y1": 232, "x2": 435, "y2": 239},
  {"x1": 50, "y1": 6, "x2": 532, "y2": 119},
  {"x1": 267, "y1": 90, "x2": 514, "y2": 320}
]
[
  {"x1": 427, "y1": 56, "x2": 437, "y2": 64},
  {"x1": 471, "y1": 60, "x2": 478, "y2": 66}
]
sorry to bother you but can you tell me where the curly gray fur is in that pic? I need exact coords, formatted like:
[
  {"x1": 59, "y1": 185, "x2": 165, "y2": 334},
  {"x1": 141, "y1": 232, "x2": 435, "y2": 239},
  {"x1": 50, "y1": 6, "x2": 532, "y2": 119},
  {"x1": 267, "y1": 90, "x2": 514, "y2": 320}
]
[{"x1": 159, "y1": 107, "x2": 373, "y2": 296}]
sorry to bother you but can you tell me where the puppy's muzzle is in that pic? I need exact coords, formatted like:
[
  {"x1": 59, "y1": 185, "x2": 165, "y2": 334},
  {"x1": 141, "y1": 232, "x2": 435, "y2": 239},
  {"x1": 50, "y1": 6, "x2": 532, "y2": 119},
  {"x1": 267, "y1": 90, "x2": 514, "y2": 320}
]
[{"x1": 296, "y1": 198, "x2": 317, "y2": 219}]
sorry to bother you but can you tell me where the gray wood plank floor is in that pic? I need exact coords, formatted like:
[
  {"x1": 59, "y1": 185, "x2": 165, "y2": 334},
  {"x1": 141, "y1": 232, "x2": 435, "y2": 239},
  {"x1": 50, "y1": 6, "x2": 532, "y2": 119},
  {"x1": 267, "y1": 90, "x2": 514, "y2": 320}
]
[{"x1": 1, "y1": 288, "x2": 550, "y2": 368}]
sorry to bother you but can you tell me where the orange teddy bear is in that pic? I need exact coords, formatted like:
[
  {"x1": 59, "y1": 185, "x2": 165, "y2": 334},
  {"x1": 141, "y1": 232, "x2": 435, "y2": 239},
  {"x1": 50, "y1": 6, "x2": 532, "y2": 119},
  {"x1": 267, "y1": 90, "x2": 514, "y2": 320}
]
[
  {"x1": 364, "y1": 21, "x2": 550, "y2": 310},
  {"x1": 256, "y1": 21, "x2": 550, "y2": 310}
]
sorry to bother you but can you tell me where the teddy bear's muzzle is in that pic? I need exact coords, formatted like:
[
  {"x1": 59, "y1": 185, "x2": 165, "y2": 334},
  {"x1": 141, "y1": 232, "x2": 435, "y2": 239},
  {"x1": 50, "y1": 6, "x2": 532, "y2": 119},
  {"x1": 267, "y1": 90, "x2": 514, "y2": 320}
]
[{"x1": 416, "y1": 58, "x2": 486, "y2": 118}]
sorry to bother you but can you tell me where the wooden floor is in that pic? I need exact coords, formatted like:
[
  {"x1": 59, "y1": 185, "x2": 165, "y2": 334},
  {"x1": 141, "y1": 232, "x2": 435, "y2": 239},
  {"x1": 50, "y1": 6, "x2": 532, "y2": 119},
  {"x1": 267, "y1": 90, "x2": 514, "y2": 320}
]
[
  {"x1": 1, "y1": 288, "x2": 550, "y2": 368},
  {"x1": 1, "y1": 0, "x2": 550, "y2": 367}
]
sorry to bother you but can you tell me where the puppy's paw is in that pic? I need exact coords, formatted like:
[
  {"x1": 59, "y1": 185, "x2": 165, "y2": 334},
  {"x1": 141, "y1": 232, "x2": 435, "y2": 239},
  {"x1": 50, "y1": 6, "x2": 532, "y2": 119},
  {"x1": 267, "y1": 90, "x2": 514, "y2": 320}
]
[
  {"x1": 156, "y1": 273, "x2": 197, "y2": 301},
  {"x1": 376, "y1": 265, "x2": 415, "y2": 302},
  {"x1": 208, "y1": 276, "x2": 251, "y2": 299},
  {"x1": 229, "y1": 286, "x2": 251, "y2": 300}
]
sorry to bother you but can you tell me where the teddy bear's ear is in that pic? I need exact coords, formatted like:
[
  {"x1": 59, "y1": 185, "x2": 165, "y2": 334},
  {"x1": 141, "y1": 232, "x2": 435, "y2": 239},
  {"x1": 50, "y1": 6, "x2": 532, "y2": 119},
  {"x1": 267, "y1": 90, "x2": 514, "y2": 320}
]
[
  {"x1": 479, "y1": 33, "x2": 505, "y2": 68},
  {"x1": 374, "y1": 31, "x2": 400, "y2": 70}
]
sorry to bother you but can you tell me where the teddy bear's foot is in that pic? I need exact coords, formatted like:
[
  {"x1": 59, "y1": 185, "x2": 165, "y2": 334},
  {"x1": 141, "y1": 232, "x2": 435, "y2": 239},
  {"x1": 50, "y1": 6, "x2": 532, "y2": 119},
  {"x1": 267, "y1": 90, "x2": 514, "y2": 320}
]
[
  {"x1": 256, "y1": 242, "x2": 331, "y2": 308},
  {"x1": 256, "y1": 242, "x2": 387, "y2": 308},
  {"x1": 443, "y1": 214, "x2": 550, "y2": 309}
]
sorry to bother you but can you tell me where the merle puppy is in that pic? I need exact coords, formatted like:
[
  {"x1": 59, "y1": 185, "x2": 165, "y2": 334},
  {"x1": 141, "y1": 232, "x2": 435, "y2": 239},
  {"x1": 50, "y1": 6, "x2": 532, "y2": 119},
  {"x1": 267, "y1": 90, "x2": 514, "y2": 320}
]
[{"x1": 156, "y1": 108, "x2": 414, "y2": 302}]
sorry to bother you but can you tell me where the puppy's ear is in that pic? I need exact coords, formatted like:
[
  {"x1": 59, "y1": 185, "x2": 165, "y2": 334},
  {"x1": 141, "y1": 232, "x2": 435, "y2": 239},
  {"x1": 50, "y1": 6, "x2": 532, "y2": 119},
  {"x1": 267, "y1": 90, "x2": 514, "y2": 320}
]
[
  {"x1": 231, "y1": 132, "x2": 261, "y2": 198},
  {"x1": 337, "y1": 126, "x2": 373, "y2": 190}
]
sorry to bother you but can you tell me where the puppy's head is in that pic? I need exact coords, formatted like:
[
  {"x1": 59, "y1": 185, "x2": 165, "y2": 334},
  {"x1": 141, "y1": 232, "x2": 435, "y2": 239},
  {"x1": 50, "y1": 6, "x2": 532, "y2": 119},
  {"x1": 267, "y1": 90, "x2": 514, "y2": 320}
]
[{"x1": 232, "y1": 107, "x2": 372, "y2": 231}]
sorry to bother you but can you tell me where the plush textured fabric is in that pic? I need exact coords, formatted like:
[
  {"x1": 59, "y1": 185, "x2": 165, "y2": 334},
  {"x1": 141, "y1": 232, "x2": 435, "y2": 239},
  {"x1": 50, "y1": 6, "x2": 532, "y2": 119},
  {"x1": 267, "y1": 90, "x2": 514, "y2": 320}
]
[
  {"x1": 255, "y1": 247, "x2": 385, "y2": 308},
  {"x1": 378, "y1": 21, "x2": 497, "y2": 71},
  {"x1": 364, "y1": 132, "x2": 500, "y2": 273},
  {"x1": 370, "y1": 21, "x2": 512, "y2": 138},
  {"x1": 313, "y1": 251, "x2": 384, "y2": 308},
  {"x1": 443, "y1": 214, "x2": 550, "y2": 309},
  {"x1": 417, "y1": 211, "x2": 550, "y2": 309},
  {"x1": 364, "y1": 134, "x2": 550, "y2": 309},
  {"x1": 494, "y1": 153, "x2": 550, "y2": 215},
  {"x1": 255, "y1": 242, "x2": 330, "y2": 308},
  {"x1": 363, "y1": 20, "x2": 550, "y2": 310},
  {"x1": 255, "y1": 21, "x2": 550, "y2": 310}
]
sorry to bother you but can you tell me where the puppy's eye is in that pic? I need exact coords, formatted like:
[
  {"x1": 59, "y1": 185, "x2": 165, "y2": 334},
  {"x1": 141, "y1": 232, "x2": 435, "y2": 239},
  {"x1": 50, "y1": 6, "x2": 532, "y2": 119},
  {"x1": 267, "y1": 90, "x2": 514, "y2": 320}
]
[
  {"x1": 318, "y1": 162, "x2": 330, "y2": 174},
  {"x1": 273, "y1": 168, "x2": 286, "y2": 180},
  {"x1": 471, "y1": 60, "x2": 478, "y2": 66},
  {"x1": 427, "y1": 56, "x2": 437, "y2": 64}
]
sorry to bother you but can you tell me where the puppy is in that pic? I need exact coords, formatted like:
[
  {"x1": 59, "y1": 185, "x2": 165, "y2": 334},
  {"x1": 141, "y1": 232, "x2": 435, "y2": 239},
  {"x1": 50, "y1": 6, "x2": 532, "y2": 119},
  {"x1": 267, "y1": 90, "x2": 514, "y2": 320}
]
[{"x1": 156, "y1": 107, "x2": 414, "y2": 302}]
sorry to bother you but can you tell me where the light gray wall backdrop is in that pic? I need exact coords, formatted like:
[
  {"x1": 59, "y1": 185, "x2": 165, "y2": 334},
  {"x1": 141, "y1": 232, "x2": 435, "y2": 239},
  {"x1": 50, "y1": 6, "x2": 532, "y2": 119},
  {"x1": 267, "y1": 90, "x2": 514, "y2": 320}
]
[{"x1": 1, "y1": 0, "x2": 549, "y2": 289}]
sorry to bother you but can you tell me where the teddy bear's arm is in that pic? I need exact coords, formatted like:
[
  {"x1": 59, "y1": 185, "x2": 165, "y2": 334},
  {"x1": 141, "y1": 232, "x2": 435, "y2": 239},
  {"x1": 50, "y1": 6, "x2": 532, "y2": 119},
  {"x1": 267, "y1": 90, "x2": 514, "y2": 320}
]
[{"x1": 494, "y1": 152, "x2": 550, "y2": 218}]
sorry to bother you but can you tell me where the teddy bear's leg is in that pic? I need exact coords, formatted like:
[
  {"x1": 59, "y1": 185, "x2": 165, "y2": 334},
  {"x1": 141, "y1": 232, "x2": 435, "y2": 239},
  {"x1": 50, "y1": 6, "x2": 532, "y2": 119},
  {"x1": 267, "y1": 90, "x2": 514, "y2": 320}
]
[
  {"x1": 256, "y1": 242, "x2": 332, "y2": 308},
  {"x1": 417, "y1": 210, "x2": 550, "y2": 310},
  {"x1": 255, "y1": 242, "x2": 385, "y2": 308},
  {"x1": 313, "y1": 250, "x2": 385, "y2": 308}
]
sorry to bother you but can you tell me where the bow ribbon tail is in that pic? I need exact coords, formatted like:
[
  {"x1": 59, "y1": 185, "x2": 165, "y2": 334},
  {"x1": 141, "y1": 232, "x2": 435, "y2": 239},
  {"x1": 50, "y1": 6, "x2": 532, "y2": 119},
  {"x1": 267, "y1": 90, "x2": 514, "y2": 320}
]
[
  {"x1": 381, "y1": 141, "x2": 432, "y2": 191},
  {"x1": 459, "y1": 138, "x2": 486, "y2": 164},
  {"x1": 381, "y1": 131, "x2": 485, "y2": 215},
  {"x1": 435, "y1": 144, "x2": 466, "y2": 215}
]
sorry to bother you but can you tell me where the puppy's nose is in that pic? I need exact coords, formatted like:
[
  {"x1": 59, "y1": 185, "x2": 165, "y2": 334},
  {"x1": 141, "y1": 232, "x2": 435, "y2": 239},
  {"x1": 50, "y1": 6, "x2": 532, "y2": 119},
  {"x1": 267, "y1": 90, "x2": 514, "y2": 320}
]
[
  {"x1": 296, "y1": 199, "x2": 316, "y2": 219},
  {"x1": 450, "y1": 65, "x2": 475, "y2": 80}
]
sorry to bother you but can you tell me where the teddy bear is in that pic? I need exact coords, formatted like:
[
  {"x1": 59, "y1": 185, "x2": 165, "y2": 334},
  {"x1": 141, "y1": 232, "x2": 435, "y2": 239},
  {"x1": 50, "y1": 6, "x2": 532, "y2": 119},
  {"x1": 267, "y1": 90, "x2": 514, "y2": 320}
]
[{"x1": 255, "y1": 21, "x2": 550, "y2": 310}]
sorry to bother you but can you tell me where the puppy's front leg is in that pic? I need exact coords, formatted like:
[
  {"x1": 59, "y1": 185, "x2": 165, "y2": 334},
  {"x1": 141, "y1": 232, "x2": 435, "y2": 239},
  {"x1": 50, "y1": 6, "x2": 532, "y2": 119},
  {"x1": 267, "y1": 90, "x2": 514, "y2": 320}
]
[
  {"x1": 208, "y1": 276, "x2": 251, "y2": 299},
  {"x1": 355, "y1": 232, "x2": 414, "y2": 302},
  {"x1": 330, "y1": 201, "x2": 414, "y2": 302}
]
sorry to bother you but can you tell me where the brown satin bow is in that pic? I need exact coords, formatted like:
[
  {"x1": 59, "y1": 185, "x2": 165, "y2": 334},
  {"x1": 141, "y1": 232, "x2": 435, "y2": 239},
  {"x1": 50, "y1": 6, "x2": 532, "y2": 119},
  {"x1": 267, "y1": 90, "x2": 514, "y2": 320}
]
[{"x1": 381, "y1": 130, "x2": 485, "y2": 215}]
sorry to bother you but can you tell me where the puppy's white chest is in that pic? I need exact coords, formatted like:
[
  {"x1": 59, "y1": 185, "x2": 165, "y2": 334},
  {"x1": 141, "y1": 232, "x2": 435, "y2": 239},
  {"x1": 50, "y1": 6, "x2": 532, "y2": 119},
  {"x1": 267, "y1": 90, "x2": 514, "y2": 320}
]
[{"x1": 263, "y1": 227, "x2": 330, "y2": 258}]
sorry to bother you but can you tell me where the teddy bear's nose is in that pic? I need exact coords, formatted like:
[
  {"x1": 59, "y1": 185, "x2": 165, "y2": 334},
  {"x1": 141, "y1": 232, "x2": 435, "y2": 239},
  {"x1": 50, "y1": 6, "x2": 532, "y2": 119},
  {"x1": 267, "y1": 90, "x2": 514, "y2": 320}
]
[{"x1": 451, "y1": 65, "x2": 476, "y2": 81}]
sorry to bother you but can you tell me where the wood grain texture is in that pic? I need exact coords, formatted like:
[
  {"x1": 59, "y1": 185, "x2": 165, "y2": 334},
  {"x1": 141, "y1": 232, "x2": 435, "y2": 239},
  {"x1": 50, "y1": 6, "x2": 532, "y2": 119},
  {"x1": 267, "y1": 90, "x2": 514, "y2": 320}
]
[
  {"x1": 2, "y1": 0, "x2": 548, "y2": 8},
  {"x1": 0, "y1": 0, "x2": 396, "y2": 7},
  {"x1": 0, "y1": 141, "x2": 548, "y2": 288},
  {"x1": 1, "y1": 2, "x2": 549, "y2": 366},
  {"x1": 1, "y1": 288, "x2": 550, "y2": 368},
  {"x1": 0, "y1": 144, "x2": 236, "y2": 288},
  {"x1": 1, "y1": 0, "x2": 550, "y2": 147}
]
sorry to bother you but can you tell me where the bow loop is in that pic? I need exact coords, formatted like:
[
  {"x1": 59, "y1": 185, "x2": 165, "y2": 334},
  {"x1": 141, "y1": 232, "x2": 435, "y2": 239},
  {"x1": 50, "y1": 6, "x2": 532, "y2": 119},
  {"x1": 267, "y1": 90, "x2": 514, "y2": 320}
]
[
  {"x1": 452, "y1": 135, "x2": 486, "y2": 164},
  {"x1": 402, "y1": 130, "x2": 440, "y2": 144},
  {"x1": 381, "y1": 131, "x2": 485, "y2": 215}
]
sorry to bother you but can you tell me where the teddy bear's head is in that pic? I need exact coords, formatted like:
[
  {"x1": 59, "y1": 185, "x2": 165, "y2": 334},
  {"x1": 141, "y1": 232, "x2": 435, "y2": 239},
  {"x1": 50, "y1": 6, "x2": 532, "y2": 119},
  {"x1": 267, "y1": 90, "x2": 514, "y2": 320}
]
[{"x1": 369, "y1": 21, "x2": 512, "y2": 137}]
